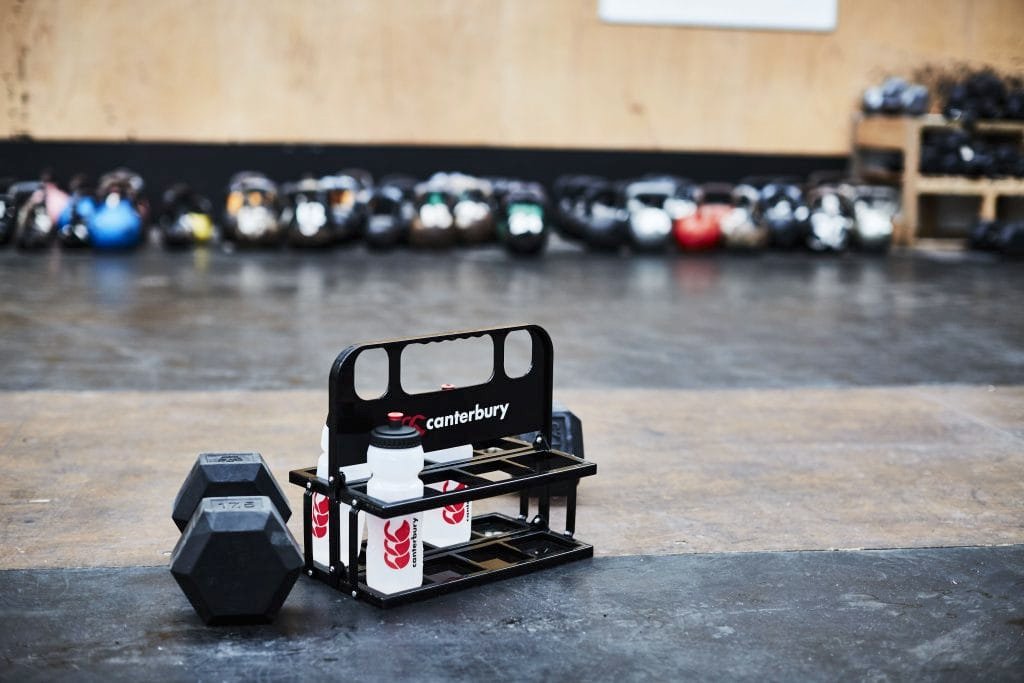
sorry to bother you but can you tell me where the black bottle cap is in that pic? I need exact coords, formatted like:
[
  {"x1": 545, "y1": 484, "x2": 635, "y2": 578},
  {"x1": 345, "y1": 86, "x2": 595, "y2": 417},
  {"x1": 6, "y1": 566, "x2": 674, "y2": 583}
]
[{"x1": 369, "y1": 412, "x2": 422, "y2": 449}]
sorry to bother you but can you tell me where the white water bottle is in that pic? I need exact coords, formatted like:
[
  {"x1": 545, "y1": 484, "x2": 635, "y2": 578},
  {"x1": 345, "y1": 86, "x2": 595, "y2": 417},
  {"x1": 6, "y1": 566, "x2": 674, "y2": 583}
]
[
  {"x1": 365, "y1": 412, "x2": 424, "y2": 593},
  {"x1": 311, "y1": 425, "x2": 368, "y2": 569},
  {"x1": 424, "y1": 385, "x2": 473, "y2": 547}
]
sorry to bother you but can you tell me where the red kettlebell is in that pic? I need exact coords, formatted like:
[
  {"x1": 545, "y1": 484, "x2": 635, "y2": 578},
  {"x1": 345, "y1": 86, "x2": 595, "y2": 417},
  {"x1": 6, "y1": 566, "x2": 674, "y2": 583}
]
[{"x1": 674, "y1": 183, "x2": 731, "y2": 252}]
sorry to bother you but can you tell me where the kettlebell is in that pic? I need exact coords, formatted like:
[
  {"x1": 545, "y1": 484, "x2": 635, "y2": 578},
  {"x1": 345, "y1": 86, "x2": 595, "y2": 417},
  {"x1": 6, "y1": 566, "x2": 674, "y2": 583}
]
[
  {"x1": 674, "y1": 183, "x2": 729, "y2": 252},
  {"x1": 158, "y1": 183, "x2": 215, "y2": 248},
  {"x1": 409, "y1": 183, "x2": 457, "y2": 248},
  {"x1": 364, "y1": 183, "x2": 410, "y2": 250},
  {"x1": 282, "y1": 176, "x2": 334, "y2": 248},
  {"x1": 851, "y1": 184, "x2": 898, "y2": 253},
  {"x1": 578, "y1": 180, "x2": 628, "y2": 250},
  {"x1": 720, "y1": 182, "x2": 768, "y2": 250},
  {"x1": 448, "y1": 174, "x2": 495, "y2": 244},
  {"x1": 806, "y1": 182, "x2": 855, "y2": 253},
  {"x1": 758, "y1": 179, "x2": 809, "y2": 249},
  {"x1": 0, "y1": 179, "x2": 17, "y2": 246},
  {"x1": 324, "y1": 170, "x2": 370, "y2": 243},
  {"x1": 496, "y1": 180, "x2": 548, "y2": 256},
  {"x1": 553, "y1": 175, "x2": 605, "y2": 243},
  {"x1": 624, "y1": 176, "x2": 679, "y2": 252},
  {"x1": 10, "y1": 181, "x2": 56, "y2": 250},
  {"x1": 89, "y1": 168, "x2": 145, "y2": 250},
  {"x1": 224, "y1": 172, "x2": 282, "y2": 246}
]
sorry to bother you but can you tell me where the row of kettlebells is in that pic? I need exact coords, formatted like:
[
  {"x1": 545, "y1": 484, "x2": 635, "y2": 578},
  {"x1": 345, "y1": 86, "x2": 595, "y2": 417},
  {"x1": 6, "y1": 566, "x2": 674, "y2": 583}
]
[
  {"x1": 3, "y1": 169, "x2": 899, "y2": 255},
  {"x1": 222, "y1": 170, "x2": 550, "y2": 255},
  {"x1": 553, "y1": 175, "x2": 899, "y2": 253},
  {"x1": 0, "y1": 169, "x2": 148, "y2": 250},
  {"x1": 0, "y1": 169, "x2": 551, "y2": 255}
]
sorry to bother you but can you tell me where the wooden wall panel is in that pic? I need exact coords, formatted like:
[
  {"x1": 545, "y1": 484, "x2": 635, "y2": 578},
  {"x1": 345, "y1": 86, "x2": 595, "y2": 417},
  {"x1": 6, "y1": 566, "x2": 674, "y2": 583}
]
[{"x1": 2, "y1": 0, "x2": 1023, "y2": 154}]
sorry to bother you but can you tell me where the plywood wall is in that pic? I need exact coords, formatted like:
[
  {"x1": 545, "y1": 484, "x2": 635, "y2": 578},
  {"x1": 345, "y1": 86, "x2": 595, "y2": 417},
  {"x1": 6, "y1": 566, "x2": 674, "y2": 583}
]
[{"x1": 2, "y1": 0, "x2": 1023, "y2": 154}]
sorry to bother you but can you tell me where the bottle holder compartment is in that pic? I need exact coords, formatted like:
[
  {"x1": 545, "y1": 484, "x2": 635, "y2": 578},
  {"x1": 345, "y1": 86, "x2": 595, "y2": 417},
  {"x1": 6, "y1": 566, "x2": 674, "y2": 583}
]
[
  {"x1": 288, "y1": 325, "x2": 596, "y2": 608},
  {"x1": 356, "y1": 513, "x2": 593, "y2": 607}
]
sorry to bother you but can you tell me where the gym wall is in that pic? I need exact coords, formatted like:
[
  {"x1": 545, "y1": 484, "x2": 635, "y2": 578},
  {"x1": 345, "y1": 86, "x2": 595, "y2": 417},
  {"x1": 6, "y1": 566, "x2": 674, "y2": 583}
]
[{"x1": 3, "y1": 0, "x2": 1022, "y2": 155}]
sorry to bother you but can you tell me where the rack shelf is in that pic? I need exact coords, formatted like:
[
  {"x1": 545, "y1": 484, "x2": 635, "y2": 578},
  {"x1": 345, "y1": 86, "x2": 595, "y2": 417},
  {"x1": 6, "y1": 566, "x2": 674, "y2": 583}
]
[
  {"x1": 851, "y1": 114, "x2": 1024, "y2": 244},
  {"x1": 352, "y1": 513, "x2": 592, "y2": 608},
  {"x1": 290, "y1": 438, "x2": 597, "y2": 608}
]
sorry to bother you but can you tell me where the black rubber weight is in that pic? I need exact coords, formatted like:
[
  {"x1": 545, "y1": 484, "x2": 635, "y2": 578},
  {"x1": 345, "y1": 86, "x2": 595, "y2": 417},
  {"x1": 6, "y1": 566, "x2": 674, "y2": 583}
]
[
  {"x1": 171, "y1": 452, "x2": 292, "y2": 531},
  {"x1": 170, "y1": 496, "x2": 303, "y2": 625}
]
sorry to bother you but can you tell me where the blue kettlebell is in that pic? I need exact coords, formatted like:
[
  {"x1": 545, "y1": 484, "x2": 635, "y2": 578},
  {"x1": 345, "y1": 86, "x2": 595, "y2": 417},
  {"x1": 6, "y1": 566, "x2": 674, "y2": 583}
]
[{"x1": 90, "y1": 169, "x2": 144, "y2": 250}]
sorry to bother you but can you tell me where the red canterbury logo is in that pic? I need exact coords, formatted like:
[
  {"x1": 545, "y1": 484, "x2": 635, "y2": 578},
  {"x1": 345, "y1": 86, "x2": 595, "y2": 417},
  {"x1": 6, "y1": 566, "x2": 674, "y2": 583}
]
[
  {"x1": 383, "y1": 519, "x2": 412, "y2": 569},
  {"x1": 441, "y1": 480, "x2": 467, "y2": 525},
  {"x1": 311, "y1": 493, "x2": 330, "y2": 539},
  {"x1": 401, "y1": 414, "x2": 427, "y2": 436}
]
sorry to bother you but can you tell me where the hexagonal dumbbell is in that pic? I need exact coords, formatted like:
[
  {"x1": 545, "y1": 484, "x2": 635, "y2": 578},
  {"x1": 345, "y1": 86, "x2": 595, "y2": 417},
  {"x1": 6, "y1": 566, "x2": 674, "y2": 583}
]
[
  {"x1": 170, "y1": 496, "x2": 303, "y2": 625},
  {"x1": 169, "y1": 453, "x2": 302, "y2": 625},
  {"x1": 172, "y1": 452, "x2": 292, "y2": 531}
]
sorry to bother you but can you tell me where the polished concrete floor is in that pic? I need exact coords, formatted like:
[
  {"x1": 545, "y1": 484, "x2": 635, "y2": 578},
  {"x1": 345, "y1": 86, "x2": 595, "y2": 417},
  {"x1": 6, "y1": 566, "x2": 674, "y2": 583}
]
[
  {"x1": 1, "y1": 242, "x2": 1022, "y2": 390},
  {"x1": 1, "y1": 243, "x2": 1022, "y2": 680}
]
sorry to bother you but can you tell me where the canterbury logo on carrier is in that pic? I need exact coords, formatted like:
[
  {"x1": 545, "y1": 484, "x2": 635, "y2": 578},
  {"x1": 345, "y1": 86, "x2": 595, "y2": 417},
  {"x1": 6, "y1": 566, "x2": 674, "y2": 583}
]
[{"x1": 402, "y1": 402, "x2": 510, "y2": 434}]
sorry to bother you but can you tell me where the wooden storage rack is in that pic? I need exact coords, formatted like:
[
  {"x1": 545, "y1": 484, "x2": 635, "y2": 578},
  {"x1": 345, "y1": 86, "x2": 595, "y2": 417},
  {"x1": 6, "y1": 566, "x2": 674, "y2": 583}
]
[{"x1": 851, "y1": 114, "x2": 1024, "y2": 245}]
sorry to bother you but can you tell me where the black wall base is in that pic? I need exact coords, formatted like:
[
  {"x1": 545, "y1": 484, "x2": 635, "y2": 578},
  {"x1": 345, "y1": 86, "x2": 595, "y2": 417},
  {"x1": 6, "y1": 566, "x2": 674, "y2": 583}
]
[{"x1": 0, "y1": 139, "x2": 845, "y2": 201}]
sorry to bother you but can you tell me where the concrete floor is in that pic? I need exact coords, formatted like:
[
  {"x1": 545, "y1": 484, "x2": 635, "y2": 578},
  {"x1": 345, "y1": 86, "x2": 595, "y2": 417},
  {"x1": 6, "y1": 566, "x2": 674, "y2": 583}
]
[
  {"x1": 1, "y1": 243, "x2": 1022, "y2": 391},
  {"x1": 2, "y1": 547, "x2": 1022, "y2": 681},
  {"x1": 2, "y1": 384, "x2": 1023, "y2": 570},
  {"x1": 1, "y1": 243, "x2": 1022, "y2": 680}
]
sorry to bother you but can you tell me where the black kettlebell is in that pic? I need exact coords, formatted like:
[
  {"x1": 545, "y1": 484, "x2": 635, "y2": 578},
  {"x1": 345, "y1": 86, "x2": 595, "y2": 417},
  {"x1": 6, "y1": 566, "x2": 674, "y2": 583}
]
[
  {"x1": 409, "y1": 183, "x2": 457, "y2": 248},
  {"x1": 10, "y1": 181, "x2": 55, "y2": 250},
  {"x1": 451, "y1": 175, "x2": 496, "y2": 245},
  {"x1": 758, "y1": 180, "x2": 809, "y2": 249},
  {"x1": 806, "y1": 182, "x2": 855, "y2": 253},
  {"x1": 158, "y1": 183, "x2": 215, "y2": 249},
  {"x1": 0, "y1": 179, "x2": 17, "y2": 246},
  {"x1": 364, "y1": 184, "x2": 409, "y2": 249},
  {"x1": 224, "y1": 172, "x2": 282, "y2": 246},
  {"x1": 579, "y1": 179, "x2": 628, "y2": 250},
  {"x1": 325, "y1": 170, "x2": 370, "y2": 243},
  {"x1": 496, "y1": 181, "x2": 548, "y2": 256},
  {"x1": 552, "y1": 174, "x2": 605, "y2": 243},
  {"x1": 282, "y1": 176, "x2": 334, "y2": 248}
]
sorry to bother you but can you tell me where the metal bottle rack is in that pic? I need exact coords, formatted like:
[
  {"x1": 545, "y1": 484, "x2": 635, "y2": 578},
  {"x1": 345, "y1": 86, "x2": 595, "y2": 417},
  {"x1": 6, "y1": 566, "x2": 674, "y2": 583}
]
[{"x1": 288, "y1": 324, "x2": 597, "y2": 608}]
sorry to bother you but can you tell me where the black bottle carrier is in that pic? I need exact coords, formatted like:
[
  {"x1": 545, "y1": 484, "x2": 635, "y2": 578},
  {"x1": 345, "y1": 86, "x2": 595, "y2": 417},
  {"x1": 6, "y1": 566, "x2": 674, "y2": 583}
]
[{"x1": 289, "y1": 324, "x2": 597, "y2": 607}]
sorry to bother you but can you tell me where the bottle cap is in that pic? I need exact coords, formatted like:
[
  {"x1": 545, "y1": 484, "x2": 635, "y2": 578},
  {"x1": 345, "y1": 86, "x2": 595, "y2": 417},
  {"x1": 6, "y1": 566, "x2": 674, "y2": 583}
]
[{"x1": 369, "y1": 411, "x2": 422, "y2": 449}]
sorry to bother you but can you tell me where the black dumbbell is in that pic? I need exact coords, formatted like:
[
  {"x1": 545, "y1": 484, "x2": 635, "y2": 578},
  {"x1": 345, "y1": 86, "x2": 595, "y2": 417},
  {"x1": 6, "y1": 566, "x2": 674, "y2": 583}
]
[{"x1": 170, "y1": 452, "x2": 302, "y2": 625}]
